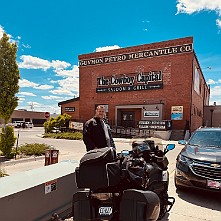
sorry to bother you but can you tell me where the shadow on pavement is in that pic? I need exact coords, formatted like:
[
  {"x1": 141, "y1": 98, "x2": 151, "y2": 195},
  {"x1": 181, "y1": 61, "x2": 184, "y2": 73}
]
[
  {"x1": 0, "y1": 156, "x2": 10, "y2": 163},
  {"x1": 176, "y1": 188, "x2": 221, "y2": 212}
]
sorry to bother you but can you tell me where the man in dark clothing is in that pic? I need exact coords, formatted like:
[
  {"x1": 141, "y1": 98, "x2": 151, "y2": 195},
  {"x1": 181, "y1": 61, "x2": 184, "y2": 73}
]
[{"x1": 83, "y1": 105, "x2": 116, "y2": 151}]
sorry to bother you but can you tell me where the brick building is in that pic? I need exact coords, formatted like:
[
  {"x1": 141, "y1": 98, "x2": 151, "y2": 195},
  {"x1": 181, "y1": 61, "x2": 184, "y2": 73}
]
[{"x1": 58, "y1": 36, "x2": 210, "y2": 135}]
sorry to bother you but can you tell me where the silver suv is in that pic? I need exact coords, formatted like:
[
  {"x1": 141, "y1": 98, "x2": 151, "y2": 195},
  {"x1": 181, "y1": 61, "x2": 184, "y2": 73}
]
[{"x1": 175, "y1": 127, "x2": 221, "y2": 191}]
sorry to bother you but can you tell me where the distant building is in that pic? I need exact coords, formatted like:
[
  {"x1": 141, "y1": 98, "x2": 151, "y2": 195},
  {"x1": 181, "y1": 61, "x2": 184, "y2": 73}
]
[
  {"x1": 0, "y1": 110, "x2": 51, "y2": 126},
  {"x1": 204, "y1": 104, "x2": 221, "y2": 127}
]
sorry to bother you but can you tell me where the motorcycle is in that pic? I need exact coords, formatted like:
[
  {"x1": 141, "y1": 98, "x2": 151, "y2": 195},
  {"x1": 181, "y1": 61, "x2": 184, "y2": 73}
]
[{"x1": 73, "y1": 140, "x2": 175, "y2": 221}]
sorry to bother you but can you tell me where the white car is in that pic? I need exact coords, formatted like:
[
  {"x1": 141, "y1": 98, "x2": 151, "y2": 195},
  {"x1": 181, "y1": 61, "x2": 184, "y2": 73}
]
[
  {"x1": 13, "y1": 121, "x2": 33, "y2": 128},
  {"x1": 25, "y1": 122, "x2": 33, "y2": 128},
  {"x1": 13, "y1": 121, "x2": 25, "y2": 128}
]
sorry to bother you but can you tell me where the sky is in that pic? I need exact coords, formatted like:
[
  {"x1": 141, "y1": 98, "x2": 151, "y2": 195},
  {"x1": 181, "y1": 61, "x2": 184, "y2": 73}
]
[{"x1": 0, "y1": 0, "x2": 221, "y2": 114}]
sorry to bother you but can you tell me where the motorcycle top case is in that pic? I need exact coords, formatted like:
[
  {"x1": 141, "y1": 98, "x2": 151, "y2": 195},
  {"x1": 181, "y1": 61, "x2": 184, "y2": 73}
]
[
  {"x1": 75, "y1": 147, "x2": 121, "y2": 190},
  {"x1": 119, "y1": 189, "x2": 160, "y2": 221}
]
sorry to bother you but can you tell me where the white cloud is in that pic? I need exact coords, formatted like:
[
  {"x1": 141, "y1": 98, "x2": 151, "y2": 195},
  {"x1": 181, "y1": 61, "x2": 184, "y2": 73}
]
[
  {"x1": 176, "y1": 0, "x2": 221, "y2": 14},
  {"x1": 210, "y1": 85, "x2": 221, "y2": 105},
  {"x1": 18, "y1": 55, "x2": 71, "y2": 71},
  {"x1": 210, "y1": 85, "x2": 221, "y2": 96},
  {"x1": 0, "y1": 25, "x2": 21, "y2": 45},
  {"x1": 0, "y1": 25, "x2": 4, "y2": 38},
  {"x1": 19, "y1": 79, "x2": 54, "y2": 90},
  {"x1": 58, "y1": 77, "x2": 79, "y2": 92},
  {"x1": 37, "y1": 85, "x2": 54, "y2": 90},
  {"x1": 18, "y1": 97, "x2": 25, "y2": 103},
  {"x1": 176, "y1": 0, "x2": 221, "y2": 29},
  {"x1": 19, "y1": 79, "x2": 39, "y2": 87},
  {"x1": 55, "y1": 65, "x2": 79, "y2": 78},
  {"x1": 19, "y1": 55, "x2": 51, "y2": 70},
  {"x1": 207, "y1": 79, "x2": 216, "y2": 85},
  {"x1": 50, "y1": 87, "x2": 76, "y2": 96},
  {"x1": 27, "y1": 101, "x2": 41, "y2": 106},
  {"x1": 18, "y1": 92, "x2": 37, "y2": 96},
  {"x1": 22, "y1": 43, "x2": 31, "y2": 49},
  {"x1": 51, "y1": 60, "x2": 71, "y2": 70},
  {"x1": 216, "y1": 19, "x2": 221, "y2": 28},
  {"x1": 95, "y1": 45, "x2": 121, "y2": 52},
  {"x1": 52, "y1": 65, "x2": 79, "y2": 96},
  {"x1": 18, "y1": 102, "x2": 61, "y2": 114},
  {"x1": 41, "y1": 95, "x2": 62, "y2": 100}
]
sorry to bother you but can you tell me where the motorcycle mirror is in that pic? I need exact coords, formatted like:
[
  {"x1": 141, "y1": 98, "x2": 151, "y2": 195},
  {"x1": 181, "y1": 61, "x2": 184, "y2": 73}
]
[
  {"x1": 178, "y1": 140, "x2": 187, "y2": 145},
  {"x1": 164, "y1": 144, "x2": 175, "y2": 154},
  {"x1": 121, "y1": 150, "x2": 130, "y2": 156}
]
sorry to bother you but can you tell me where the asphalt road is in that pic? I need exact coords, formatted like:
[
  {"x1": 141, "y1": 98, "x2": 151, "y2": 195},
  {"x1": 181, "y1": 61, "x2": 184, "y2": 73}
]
[{"x1": 1, "y1": 127, "x2": 220, "y2": 221}]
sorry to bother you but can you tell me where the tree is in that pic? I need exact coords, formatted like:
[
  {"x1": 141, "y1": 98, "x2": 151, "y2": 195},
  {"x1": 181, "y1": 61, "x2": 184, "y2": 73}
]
[
  {"x1": 44, "y1": 114, "x2": 71, "y2": 133},
  {"x1": 0, "y1": 32, "x2": 20, "y2": 124}
]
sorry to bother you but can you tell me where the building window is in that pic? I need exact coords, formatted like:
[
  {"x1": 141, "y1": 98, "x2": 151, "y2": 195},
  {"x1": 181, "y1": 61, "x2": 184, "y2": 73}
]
[{"x1": 65, "y1": 107, "x2": 75, "y2": 112}]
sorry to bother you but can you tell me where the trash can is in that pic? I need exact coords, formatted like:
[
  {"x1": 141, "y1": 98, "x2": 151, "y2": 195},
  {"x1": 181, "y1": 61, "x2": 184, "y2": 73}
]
[
  {"x1": 45, "y1": 148, "x2": 59, "y2": 166},
  {"x1": 45, "y1": 149, "x2": 52, "y2": 166},
  {"x1": 51, "y1": 149, "x2": 59, "y2": 164}
]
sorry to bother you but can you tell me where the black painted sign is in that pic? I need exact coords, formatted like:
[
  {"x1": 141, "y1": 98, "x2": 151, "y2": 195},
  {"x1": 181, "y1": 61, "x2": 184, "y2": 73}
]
[
  {"x1": 139, "y1": 120, "x2": 172, "y2": 131},
  {"x1": 96, "y1": 70, "x2": 163, "y2": 93},
  {"x1": 96, "y1": 83, "x2": 163, "y2": 93}
]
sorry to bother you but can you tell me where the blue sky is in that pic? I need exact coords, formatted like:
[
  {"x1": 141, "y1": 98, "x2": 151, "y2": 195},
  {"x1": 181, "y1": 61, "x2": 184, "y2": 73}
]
[{"x1": 0, "y1": 0, "x2": 221, "y2": 114}]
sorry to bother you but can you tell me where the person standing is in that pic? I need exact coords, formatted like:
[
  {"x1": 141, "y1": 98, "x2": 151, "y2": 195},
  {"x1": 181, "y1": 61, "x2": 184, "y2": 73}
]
[{"x1": 83, "y1": 105, "x2": 116, "y2": 151}]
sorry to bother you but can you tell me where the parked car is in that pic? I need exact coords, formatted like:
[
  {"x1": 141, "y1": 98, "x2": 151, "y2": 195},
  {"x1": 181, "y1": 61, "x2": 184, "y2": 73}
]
[
  {"x1": 13, "y1": 121, "x2": 33, "y2": 128},
  {"x1": 25, "y1": 122, "x2": 33, "y2": 128},
  {"x1": 13, "y1": 121, "x2": 25, "y2": 128},
  {"x1": 174, "y1": 127, "x2": 221, "y2": 192}
]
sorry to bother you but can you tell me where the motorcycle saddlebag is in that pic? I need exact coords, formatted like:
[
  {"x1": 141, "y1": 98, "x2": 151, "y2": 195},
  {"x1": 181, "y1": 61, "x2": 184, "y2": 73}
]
[
  {"x1": 75, "y1": 147, "x2": 120, "y2": 190},
  {"x1": 119, "y1": 189, "x2": 160, "y2": 221},
  {"x1": 72, "y1": 190, "x2": 91, "y2": 221}
]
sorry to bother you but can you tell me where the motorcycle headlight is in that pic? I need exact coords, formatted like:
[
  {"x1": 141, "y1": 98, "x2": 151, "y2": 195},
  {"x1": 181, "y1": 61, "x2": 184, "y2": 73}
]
[{"x1": 177, "y1": 154, "x2": 193, "y2": 165}]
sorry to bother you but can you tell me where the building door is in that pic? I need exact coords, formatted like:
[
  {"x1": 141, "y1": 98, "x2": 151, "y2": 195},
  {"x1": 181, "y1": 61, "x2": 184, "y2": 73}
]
[{"x1": 121, "y1": 112, "x2": 135, "y2": 128}]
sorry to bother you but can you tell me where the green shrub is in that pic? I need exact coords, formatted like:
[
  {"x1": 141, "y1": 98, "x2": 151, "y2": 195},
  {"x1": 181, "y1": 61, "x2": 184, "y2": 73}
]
[
  {"x1": 0, "y1": 168, "x2": 8, "y2": 177},
  {"x1": 19, "y1": 143, "x2": 50, "y2": 156},
  {"x1": 0, "y1": 126, "x2": 16, "y2": 158},
  {"x1": 44, "y1": 113, "x2": 71, "y2": 133},
  {"x1": 43, "y1": 131, "x2": 83, "y2": 140}
]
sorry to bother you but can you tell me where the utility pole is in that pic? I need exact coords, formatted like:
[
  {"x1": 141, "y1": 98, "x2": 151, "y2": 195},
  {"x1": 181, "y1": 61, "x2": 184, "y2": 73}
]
[{"x1": 29, "y1": 102, "x2": 34, "y2": 111}]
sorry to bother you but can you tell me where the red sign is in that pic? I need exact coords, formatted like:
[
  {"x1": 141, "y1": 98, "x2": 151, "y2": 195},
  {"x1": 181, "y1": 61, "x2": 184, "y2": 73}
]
[{"x1": 44, "y1": 112, "x2": 50, "y2": 118}]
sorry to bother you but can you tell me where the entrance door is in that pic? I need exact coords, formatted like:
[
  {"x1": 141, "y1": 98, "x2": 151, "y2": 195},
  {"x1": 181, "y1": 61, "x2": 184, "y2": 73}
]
[{"x1": 121, "y1": 112, "x2": 135, "y2": 128}]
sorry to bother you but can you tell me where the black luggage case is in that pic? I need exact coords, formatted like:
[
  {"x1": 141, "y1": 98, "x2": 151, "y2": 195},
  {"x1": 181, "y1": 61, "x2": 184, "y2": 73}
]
[
  {"x1": 75, "y1": 147, "x2": 121, "y2": 191},
  {"x1": 73, "y1": 190, "x2": 121, "y2": 221},
  {"x1": 119, "y1": 189, "x2": 160, "y2": 221},
  {"x1": 72, "y1": 190, "x2": 91, "y2": 221}
]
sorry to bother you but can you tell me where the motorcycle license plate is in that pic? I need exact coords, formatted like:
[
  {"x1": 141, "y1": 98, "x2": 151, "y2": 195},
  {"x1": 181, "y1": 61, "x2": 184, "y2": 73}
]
[
  {"x1": 207, "y1": 180, "x2": 221, "y2": 189},
  {"x1": 98, "y1": 206, "x2": 113, "y2": 216}
]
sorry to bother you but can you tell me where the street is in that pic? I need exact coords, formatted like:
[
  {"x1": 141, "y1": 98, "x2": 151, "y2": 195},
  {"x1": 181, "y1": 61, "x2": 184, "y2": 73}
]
[{"x1": 1, "y1": 127, "x2": 220, "y2": 221}]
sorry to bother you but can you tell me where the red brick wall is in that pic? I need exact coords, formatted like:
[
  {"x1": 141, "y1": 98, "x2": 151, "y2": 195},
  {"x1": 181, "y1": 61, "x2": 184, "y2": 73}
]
[
  {"x1": 61, "y1": 100, "x2": 80, "y2": 121},
  {"x1": 190, "y1": 57, "x2": 210, "y2": 132}
]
